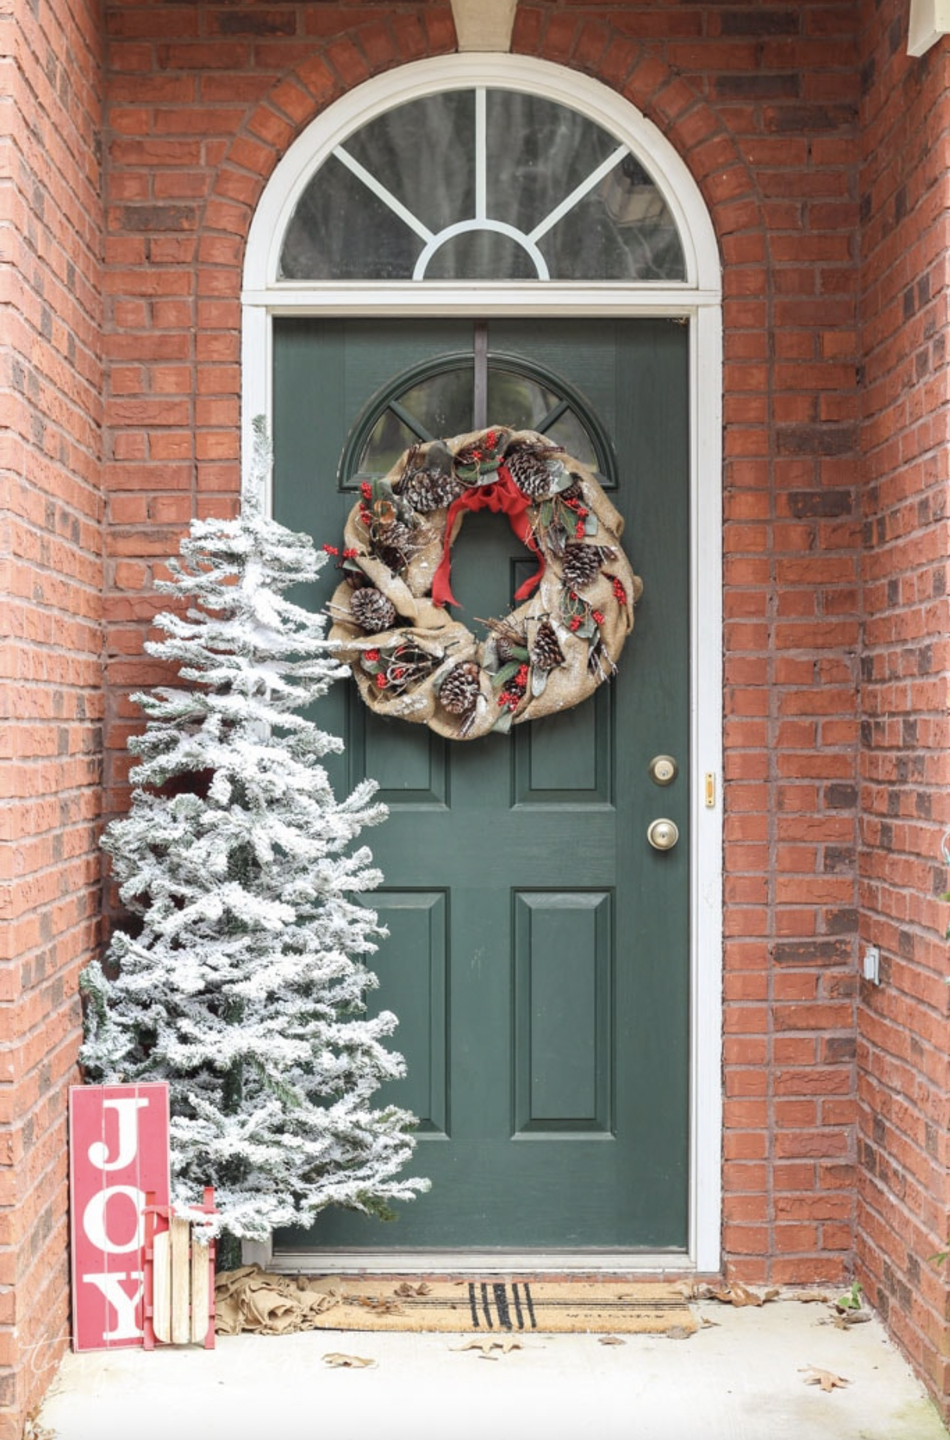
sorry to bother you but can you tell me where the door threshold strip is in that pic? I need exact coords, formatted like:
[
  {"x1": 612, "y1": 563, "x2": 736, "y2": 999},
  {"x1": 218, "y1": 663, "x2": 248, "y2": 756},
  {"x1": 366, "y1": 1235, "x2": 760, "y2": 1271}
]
[{"x1": 265, "y1": 1249, "x2": 695, "y2": 1276}]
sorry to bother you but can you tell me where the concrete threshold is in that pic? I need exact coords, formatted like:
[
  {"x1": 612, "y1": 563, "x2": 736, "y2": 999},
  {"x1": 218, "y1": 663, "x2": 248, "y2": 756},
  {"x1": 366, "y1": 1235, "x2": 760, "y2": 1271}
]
[{"x1": 39, "y1": 1297, "x2": 949, "y2": 1440}]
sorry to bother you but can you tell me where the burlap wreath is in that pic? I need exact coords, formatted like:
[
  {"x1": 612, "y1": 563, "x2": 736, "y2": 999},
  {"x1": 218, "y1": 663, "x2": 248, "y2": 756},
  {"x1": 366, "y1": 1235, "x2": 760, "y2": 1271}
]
[{"x1": 327, "y1": 426, "x2": 643, "y2": 740}]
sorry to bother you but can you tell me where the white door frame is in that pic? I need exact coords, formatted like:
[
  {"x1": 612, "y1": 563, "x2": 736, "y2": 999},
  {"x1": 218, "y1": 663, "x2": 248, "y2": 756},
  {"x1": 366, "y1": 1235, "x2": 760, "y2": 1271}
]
[{"x1": 241, "y1": 54, "x2": 723, "y2": 1275}]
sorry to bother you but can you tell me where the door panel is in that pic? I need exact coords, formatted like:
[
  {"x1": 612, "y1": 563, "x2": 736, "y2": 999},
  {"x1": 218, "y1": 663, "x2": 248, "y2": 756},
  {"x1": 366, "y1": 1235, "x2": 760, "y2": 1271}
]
[
  {"x1": 514, "y1": 688, "x2": 611, "y2": 802},
  {"x1": 272, "y1": 317, "x2": 690, "y2": 1251},
  {"x1": 370, "y1": 891, "x2": 449, "y2": 1136},
  {"x1": 513, "y1": 890, "x2": 613, "y2": 1134}
]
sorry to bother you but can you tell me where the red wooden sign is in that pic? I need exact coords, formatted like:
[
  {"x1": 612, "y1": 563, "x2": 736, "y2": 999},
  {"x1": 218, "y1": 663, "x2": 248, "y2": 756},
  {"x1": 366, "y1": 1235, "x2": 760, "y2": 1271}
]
[{"x1": 69, "y1": 1082, "x2": 170, "y2": 1351}]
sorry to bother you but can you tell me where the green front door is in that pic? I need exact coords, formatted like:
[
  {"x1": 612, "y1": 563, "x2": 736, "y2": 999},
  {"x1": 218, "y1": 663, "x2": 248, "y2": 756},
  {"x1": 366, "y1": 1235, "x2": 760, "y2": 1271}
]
[{"x1": 272, "y1": 317, "x2": 690, "y2": 1252}]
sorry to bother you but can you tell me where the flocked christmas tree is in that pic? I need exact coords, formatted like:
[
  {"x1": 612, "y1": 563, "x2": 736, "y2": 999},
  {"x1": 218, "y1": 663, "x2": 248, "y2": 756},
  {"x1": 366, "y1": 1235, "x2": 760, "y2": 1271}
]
[{"x1": 81, "y1": 421, "x2": 427, "y2": 1247}]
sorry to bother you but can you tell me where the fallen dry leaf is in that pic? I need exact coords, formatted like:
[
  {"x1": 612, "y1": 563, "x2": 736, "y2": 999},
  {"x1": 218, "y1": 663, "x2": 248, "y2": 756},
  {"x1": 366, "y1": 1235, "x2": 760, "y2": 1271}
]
[
  {"x1": 666, "y1": 1325, "x2": 693, "y2": 1340},
  {"x1": 323, "y1": 1352, "x2": 376, "y2": 1369},
  {"x1": 700, "y1": 1316, "x2": 719, "y2": 1329},
  {"x1": 705, "y1": 1282, "x2": 778, "y2": 1308},
  {"x1": 598, "y1": 1334, "x2": 625, "y2": 1346},
  {"x1": 453, "y1": 1337, "x2": 523, "y2": 1359},
  {"x1": 356, "y1": 1296, "x2": 403, "y2": 1315},
  {"x1": 394, "y1": 1281, "x2": 431, "y2": 1297},
  {"x1": 22, "y1": 1412, "x2": 55, "y2": 1440},
  {"x1": 827, "y1": 1309, "x2": 871, "y2": 1330},
  {"x1": 800, "y1": 1365, "x2": 849, "y2": 1392}
]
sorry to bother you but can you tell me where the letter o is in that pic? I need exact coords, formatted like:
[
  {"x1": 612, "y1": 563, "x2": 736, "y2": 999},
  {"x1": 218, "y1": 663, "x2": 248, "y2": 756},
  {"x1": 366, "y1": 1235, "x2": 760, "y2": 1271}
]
[{"x1": 82, "y1": 1185, "x2": 146, "y2": 1255}]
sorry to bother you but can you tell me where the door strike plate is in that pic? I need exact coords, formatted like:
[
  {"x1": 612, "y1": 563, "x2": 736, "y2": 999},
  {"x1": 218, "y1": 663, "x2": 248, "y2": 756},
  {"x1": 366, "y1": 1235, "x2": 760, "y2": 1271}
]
[{"x1": 704, "y1": 773, "x2": 716, "y2": 808}]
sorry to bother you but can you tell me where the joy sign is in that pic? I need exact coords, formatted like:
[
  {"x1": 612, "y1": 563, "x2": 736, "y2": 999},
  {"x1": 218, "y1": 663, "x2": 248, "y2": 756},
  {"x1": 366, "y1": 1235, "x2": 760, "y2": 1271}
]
[{"x1": 69, "y1": 1083, "x2": 170, "y2": 1351}]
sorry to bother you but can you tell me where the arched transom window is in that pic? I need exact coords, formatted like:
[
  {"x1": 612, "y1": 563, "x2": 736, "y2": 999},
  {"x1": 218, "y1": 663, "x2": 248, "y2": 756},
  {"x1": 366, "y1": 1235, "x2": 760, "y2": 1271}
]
[{"x1": 277, "y1": 87, "x2": 686, "y2": 284}]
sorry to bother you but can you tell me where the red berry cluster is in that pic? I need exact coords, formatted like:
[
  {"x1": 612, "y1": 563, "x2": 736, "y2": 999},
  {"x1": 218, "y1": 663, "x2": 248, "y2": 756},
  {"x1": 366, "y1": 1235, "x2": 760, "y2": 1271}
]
[
  {"x1": 359, "y1": 480, "x2": 373, "y2": 526},
  {"x1": 563, "y1": 588, "x2": 606, "y2": 634},
  {"x1": 497, "y1": 661, "x2": 530, "y2": 711},
  {"x1": 562, "y1": 493, "x2": 590, "y2": 540},
  {"x1": 611, "y1": 576, "x2": 627, "y2": 606},
  {"x1": 462, "y1": 429, "x2": 501, "y2": 465},
  {"x1": 361, "y1": 640, "x2": 437, "y2": 697}
]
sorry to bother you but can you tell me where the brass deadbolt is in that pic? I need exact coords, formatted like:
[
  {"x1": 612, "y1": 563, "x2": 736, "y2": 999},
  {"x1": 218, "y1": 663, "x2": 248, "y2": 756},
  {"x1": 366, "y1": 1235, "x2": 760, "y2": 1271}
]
[
  {"x1": 649, "y1": 755, "x2": 678, "y2": 786},
  {"x1": 647, "y1": 818, "x2": 680, "y2": 851}
]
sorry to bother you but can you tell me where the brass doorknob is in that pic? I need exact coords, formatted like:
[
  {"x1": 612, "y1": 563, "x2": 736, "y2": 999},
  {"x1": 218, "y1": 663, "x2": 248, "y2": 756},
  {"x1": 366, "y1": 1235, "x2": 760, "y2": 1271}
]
[{"x1": 647, "y1": 818, "x2": 679, "y2": 851}]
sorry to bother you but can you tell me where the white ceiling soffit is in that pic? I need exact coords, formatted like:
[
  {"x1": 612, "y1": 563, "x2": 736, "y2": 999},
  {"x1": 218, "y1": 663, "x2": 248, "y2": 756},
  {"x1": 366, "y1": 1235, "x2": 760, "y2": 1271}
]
[
  {"x1": 451, "y1": 0, "x2": 517, "y2": 53},
  {"x1": 908, "y1": 0, "x2": 950, "y2": 55}
]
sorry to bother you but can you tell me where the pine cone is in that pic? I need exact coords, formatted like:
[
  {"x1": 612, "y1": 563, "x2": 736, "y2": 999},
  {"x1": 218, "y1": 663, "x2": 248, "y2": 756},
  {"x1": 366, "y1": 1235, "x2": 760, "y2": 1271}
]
[
  {"x1": 562, "y1": 543, "x2": 615, "y2": 590},
  {"x1": 400, "y1": 467, "x2": 464, "y2": 513},
  {"x1": 505, "y1": 445, "x2": 557, "y2": 500},
  {"x1": 398, "y1": 441, "x2": 463, "y2": 512},
  {"x1": 372, "y1": 520, "x2": 413, "y2": 571},
  {"x1": 560, "y1": 478, "x2": 584, "y2": 504},
  {"x1": 387, "y1": 520, "x2": 413, "y2": 551},
  {"x1": 562, "y1": 544, "x2": 603, "y2": 590},
  {"x1": 496, "y1": 634, "x2": 523, "y2": 664},
  {"x1": 439, "y1": 661, "x2": 481, "y2": 716},
  {"x1": 531, "y1": 620, "x2": 565, "y2": 672},
  {"x1": 350, "y1": 587, "x2": 397, "y2": 633}
]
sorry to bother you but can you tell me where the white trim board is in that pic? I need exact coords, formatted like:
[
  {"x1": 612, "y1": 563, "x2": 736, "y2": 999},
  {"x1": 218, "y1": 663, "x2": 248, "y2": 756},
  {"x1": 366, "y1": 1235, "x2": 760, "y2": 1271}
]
[
  {"x1": 908, "y1": 0, "x2": 950, "y2": 55},
  {"x1": 241, "y1": 54, "x2": 723, "y2": 1278}
]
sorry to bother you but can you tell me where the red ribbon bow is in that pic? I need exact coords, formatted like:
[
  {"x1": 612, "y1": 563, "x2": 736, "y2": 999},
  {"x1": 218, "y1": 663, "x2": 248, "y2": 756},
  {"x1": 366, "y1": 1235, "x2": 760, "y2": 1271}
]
[{"x1": 431, "y1": 465, "x2": 546, "y2": 609}]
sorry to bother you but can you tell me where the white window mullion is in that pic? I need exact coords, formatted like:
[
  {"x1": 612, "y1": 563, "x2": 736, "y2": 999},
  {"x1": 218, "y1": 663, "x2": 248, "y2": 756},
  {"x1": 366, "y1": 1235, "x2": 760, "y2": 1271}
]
[
  {"x1": 332, "y1": 145, "x2": 434, "y2": 243},
  {"x1": 528, "y1": 143, "x2": 629, "y2": 245},
  {"x1": 475, "y1": 88, "x2": 487, "y2": 221}
]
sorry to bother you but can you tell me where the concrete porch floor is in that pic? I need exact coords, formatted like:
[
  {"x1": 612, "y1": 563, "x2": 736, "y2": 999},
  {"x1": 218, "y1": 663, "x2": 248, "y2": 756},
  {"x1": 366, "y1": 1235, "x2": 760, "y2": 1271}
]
[{"x1": 39, "y1": 1298, "x2": 950, "y2": 1440}]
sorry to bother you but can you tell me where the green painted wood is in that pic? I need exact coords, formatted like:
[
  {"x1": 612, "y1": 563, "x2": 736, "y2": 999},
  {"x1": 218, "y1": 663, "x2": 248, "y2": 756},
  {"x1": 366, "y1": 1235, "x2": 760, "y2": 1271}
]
[
  {"x1": 514, "y1": 891, "x2": 611, "y2": 1131},
  {"x1": 271, "y1": 317, "x2": 690, "y2": 1251},
  {"x1": 369, "y1": 892, "x2": 448, "y2": 1135}
]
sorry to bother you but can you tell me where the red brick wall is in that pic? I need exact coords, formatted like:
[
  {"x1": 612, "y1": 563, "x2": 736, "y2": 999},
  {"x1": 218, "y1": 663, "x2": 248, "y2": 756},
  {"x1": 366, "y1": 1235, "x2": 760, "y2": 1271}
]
[
  {"x1": 0, "y1": 0, "x2": 104, "y2": 1430},
  {"x1": 100, "y1": 1, "x2": 458, "y2": 808},
  {"x1": 857, "y1": 0, "x2": 950, "y2": 1407},
  {"x1": 98, "y1": 0, "x2": 864, "y2": 1290}
]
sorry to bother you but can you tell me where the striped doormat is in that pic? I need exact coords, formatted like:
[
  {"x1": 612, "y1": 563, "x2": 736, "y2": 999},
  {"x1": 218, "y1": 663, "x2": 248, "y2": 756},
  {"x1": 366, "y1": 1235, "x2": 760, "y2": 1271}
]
[{"x1": 215, "y1": 1268, "x2": 696, "y2": 1338}]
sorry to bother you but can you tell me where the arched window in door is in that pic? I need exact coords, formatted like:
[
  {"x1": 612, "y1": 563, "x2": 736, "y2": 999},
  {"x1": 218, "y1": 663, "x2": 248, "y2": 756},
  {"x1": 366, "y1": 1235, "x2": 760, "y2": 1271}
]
[
  {"x1": 341, "y1": 345, "x2": 617, "y2": 487},
  {"x1": 277, "y1": 87, "x2": 685, "y2": 283}
]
